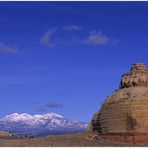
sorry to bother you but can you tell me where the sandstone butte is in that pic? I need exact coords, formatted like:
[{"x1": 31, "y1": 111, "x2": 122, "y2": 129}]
[{"x1": 88, "y1": 63, "x2": 148, "y2": 144}]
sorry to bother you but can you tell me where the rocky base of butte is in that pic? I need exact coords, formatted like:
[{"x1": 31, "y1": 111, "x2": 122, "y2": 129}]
[{"x1": 88, "y1": 63, "x2": 148, "y2": 144}]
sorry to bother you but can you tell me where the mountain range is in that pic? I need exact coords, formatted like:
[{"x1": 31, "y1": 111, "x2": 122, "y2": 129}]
[{"x1": 0, "y1": 112, "x2": 88, "y2": 136}]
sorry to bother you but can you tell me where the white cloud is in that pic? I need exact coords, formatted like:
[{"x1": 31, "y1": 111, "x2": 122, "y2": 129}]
[
  {"x1": 41, "y1": 29, "x2": 56, "y2": 48},
  {"x1": 40, "y1": 28, "x2": 117, "y2": 48},
  {"x1": 63, "y1": 25, "x2": 81, "y2": 32},
  {"x1": 83, "y1": 31, "x2": 109, "y2": 45},
  {"x1": 0, "y1": 42, "x2": 18, "y2": 53}
]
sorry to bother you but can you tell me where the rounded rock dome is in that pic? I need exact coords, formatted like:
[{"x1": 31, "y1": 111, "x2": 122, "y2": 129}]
[{"x1": 89, "y1": 63, "x2": 148, "y2": 135}]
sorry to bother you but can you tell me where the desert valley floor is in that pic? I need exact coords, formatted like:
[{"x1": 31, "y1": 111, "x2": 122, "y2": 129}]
[{"x1": 0, "y1": 132, "x2": 146, "y2": 147}]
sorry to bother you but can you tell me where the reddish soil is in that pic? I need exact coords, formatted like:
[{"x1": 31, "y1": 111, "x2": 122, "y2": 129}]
[{"x1": 100, "y1": 132, "x2": 148, "y2": 144}]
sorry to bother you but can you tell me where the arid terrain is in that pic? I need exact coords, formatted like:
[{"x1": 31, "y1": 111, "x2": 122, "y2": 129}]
[{"x1": 0, "y1": 131, "x2": 145, "y2": 147}]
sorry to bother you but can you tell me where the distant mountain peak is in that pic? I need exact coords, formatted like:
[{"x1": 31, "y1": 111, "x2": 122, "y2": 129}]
[
  {"x1": 34, "y1": 112, "x2": 64, "y2": 118},
  {"x1": 0, "y1": 112, "x2": 87, "y2": 136},
  {"x1": 3, "y1": 113, "x2": 34, "y2": 121}
]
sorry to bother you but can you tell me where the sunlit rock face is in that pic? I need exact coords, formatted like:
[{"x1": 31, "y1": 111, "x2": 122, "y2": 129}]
[
  {"x1": 120, "y1": 63, "x2": 148, "y2": 88},
  {"x1": 89, "y1": 63, "x2": 148, "y2": 134}
]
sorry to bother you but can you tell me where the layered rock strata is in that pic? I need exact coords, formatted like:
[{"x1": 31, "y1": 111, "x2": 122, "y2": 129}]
[
  {"x1": 120, "y1": 63, "x2": 148, "y2": 88},
  {"x1": 89, "y1": 63, "x2": 148, "y2": 137}
]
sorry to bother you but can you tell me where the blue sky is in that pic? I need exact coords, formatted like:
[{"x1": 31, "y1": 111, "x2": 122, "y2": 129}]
[{"x1": 0, "y1": 2, "x2": 148, "y2": 122}]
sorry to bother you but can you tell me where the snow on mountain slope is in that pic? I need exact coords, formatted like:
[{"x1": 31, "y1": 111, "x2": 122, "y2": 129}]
[{"x1": 0, "y1": 113, "x2": 88, "y2": 136}]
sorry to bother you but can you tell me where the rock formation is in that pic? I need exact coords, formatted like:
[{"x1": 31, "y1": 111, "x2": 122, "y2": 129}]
[
  {"x1": 89, "y1": 63, "x2": 148, "y2": 142},
  {"x1": 120, "y1": 63, "x2": 148, "y2": 88}
]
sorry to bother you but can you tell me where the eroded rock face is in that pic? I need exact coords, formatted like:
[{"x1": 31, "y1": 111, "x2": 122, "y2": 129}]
[
  {"x1": 89, "y1": 63, "x2": 148, "y2": 135},
  {"x1": 120, "y1": 63, "x2": 148, "y2": 88}
]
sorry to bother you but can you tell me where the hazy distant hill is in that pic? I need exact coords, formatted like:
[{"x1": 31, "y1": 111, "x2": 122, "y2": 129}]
[{"x1": 0, "y1": 112, "x2": 88, "y2": 136}]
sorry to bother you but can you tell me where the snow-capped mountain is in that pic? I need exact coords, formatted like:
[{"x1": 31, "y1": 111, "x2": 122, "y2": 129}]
[{"x1": 0, "y1": 113, "x2": 88, "y2": 136}]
